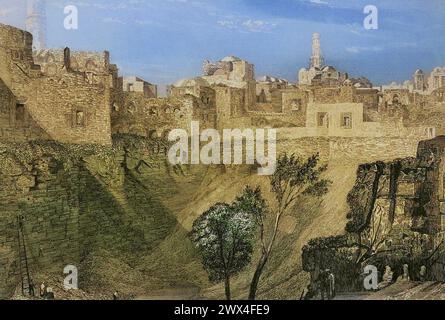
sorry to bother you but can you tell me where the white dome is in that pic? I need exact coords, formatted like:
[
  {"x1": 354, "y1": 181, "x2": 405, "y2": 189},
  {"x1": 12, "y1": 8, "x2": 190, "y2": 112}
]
[
  {"x1": 257, "y1": 75, "x2": 288, "y2": 83},
  {"x1": 221, "y1": 56, "x2": 241, "y2": 62},
  {"x1": 322, "y1": 66, "x2": 336, "y2": 72},
  {"x1": 174, "y1": 77, "x2": 209, "y2": 87}
]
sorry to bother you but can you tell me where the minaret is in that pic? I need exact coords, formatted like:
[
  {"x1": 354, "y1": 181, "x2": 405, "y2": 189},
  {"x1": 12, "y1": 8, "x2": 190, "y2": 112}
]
[
  {"x1": 310, "y1": 33, "x2": 324, "y2": 69},
  {"x1": 26, "y1": 0, "x2": 46, "y2": 51}
]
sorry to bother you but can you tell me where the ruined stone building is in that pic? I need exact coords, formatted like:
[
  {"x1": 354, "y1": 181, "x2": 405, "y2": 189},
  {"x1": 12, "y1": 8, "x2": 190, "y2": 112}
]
[
  {"x1": 385, "y1": 67, "x2": 445, "y2": 95},
  {"x1": 166, "y1": 43, "x2": 435, "y2": 141},
  {"x1": 427, "y1": 67, "x2": 445, "y2": 93},
  {"x1": 0, "y1": 23, "x2": 114, "y2": 145},
  {"x1": 122, "y1": 76, "x2": 157, "y2": 98},
  {"x1": 256, "y1": 76, "x2": 289, "y2": 107},
  {"x1": 169, "y1": 57, "x2": 256, "y2": 128},
  {"x1": 0, "y1": 20, "x2": 439, "y2": 146},
  {"x1": 115, "y1": 75, "x2": 218, "y2": 138},
  {"x1": 0, "y1": 21, "x2": 216, "y2": 143}
]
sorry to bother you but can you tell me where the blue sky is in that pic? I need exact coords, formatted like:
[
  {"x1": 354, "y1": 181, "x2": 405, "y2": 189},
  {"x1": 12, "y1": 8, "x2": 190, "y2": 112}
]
[{"x1": 1, "y1": 0, "x2": 444, "y2": 92}]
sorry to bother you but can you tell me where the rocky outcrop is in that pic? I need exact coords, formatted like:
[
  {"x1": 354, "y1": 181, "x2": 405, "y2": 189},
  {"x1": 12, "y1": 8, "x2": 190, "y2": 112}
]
[{"x1": 302, "y1": 136, "x2": 445, "y2": 296}]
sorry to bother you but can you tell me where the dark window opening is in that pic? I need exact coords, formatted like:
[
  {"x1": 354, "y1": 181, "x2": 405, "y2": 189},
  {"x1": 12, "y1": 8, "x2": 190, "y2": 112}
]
[
  {"x1": 75, "y1": 110, "x2": 85, "y2": 127},
  {"x1": 15, "y1": 103, "x2": 25, "y2": 125},
  {"x1": 341, "y1": 113, "x2": 352, "y2": 129}
]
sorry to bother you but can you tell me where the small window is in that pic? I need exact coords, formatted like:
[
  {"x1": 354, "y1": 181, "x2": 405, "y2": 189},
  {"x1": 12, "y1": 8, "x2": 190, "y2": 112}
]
[
  {"x1": 16, "y1": 103, "x2": 25, "y2": 124},
  {"x1": 291, "y1": 99, "x2": 301, "y2": 111},
  {"x1": 75, "y1": 110, "x2": 85, "y2": 127},
  {"x1": 341, "y1": 113, "x2": 352, "y2": 129},
  {"x1": 317, "y1": 112, "x2": 328, "y2": 127},
  {"x1": 11, "y1": 50, "x2": 21, "y2": 61}
]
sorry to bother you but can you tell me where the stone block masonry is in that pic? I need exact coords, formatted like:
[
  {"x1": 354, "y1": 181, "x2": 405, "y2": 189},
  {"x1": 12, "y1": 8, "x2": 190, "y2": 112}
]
[
  {"x1": 0, "y1": 137, "x2": 181, "y2": 298},
  {"x1": 0, "y1": 23, "x2": 112, "y2": 145}
]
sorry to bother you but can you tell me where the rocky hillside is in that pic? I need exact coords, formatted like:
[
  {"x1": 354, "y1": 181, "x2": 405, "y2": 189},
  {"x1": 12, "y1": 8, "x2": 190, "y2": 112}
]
[{"x1": 0, "y1": 134, "x2": 426, "y2": 300}]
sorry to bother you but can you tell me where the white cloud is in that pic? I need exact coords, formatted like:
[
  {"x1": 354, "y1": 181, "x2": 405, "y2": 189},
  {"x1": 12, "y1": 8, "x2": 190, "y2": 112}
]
[
  {"x1": 217, "y1": 18, "x2": 276, "y2": 33},
  {"x1": 309, "y1": 0, "x2": 328, "y2": 5},
  {"x1": 346, "y1": 46, "x2": 383, "y2": 54},
  {"x1": 217, "y1": 20, "x2": 236, "y2": 29},
  {"x1": 102, "y1": 17, "x2": 126, "y2": 25},
  {"x1": 242, "y1": 19, "x2": 276, "y2": 32}
]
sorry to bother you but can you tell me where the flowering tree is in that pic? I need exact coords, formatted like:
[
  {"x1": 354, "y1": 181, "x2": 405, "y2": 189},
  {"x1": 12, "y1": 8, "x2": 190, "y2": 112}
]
[
  {"x1": 248, "y1": 153, "x2": 330, "y2": 300},
  {"x1": 190, "y1": 202, "x2": 256, "y2": 300}
]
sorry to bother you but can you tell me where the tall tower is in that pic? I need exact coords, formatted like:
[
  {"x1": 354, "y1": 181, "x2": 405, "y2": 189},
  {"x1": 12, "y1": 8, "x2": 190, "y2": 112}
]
[
  {"x1": 413, "y1": 69, "x2": 425, "y2": 92},
  {"x1": 26, "y1": 0, "x2": 46, "y2": 51},
  {"x1": 310, "y1": 33, "x2": 324, "y2": 69}
]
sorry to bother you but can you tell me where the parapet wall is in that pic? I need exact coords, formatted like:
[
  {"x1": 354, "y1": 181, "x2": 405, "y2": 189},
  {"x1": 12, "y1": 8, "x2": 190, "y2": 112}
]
[
  {"x1": 277, "y1": 135, "x2": 423, "y2": 164},
  {"x1": 33, "y1": 49, "x2": 111, "y2": 76},
  {"x1": 111, "y1": 94, "x2": 196, "y2": 137}
]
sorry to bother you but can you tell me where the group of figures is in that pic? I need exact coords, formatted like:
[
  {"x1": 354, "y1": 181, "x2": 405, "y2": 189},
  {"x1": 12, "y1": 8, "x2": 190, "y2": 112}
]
[
  {"x1": 377, "y1": 264, "x2": 427, "y2": 290},
  {"x1": 308, "y1": 264, "x2": 429, "y2": 300}
]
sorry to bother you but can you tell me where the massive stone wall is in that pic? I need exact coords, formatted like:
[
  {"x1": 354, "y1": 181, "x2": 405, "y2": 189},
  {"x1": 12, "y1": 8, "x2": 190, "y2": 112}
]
[
  {"x1": 0, "y1": 23, "x2": 112, "y2": 145},
  {"x1": 0, "y1": 75, "x2": 49, "y2": 142},
  {"x1": 111, "y1": 94, "x2": 196, "y2": 137},
  {"x1": 28, "y1": 73, "x2": 112, "y2": 144},
  {"x1": 0, "y1": 137, "x2": 183, "y2": 298},
  {"x1": 214, "y1": 86, "x2": 246, "y2": 126}
]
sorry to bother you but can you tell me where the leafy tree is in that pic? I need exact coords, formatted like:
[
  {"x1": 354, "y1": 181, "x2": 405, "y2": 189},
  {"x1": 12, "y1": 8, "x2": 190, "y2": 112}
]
[
  {"x1": 190, "y1": 203, "x2": 256, "y2": 300},
  {"x1": 248, "y1": 153, "x2": 330, "y2": 300}
]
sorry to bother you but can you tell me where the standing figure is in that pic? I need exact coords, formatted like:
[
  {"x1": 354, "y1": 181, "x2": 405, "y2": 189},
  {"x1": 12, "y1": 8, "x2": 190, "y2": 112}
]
[
  {"x1": 378, "y1": 266, "x2": 394, "y2": 289},
  {"x1": 327, "y1": 270, "x2": 335, "y2": 299},
  {"x1": 397, "y1": 264, "x2": 410, "y2": 282},
  {"x1": 419, "y1": 265, "x2": 427, "y2": 282},
  {"x1": 39, "y1": 281, "x2": 47, "y2": 298}
]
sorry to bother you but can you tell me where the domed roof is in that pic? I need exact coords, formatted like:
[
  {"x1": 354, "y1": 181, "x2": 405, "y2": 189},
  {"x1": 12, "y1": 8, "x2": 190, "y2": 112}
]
[
  {"x1": 322, "y1": 65, "x2": 337, "y2": 72},
  {"x1": 414, "y1": 69, "x2": 424, "y2": 75},
  {"x1": 221, "y1": 56, "x2": 241, "y2": 62},
  {"x1": 257, "y1": 75, "x2": 288, "y2": 83},
  {"x1": 173, "y1": 77, "x2": 209, "y2": 87}
]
